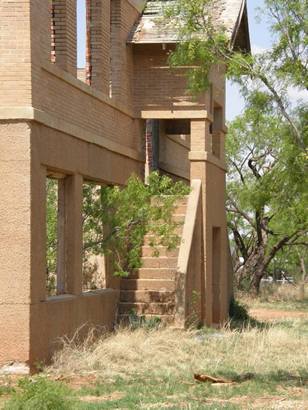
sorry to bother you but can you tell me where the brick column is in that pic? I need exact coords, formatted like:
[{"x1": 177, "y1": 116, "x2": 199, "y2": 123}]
[
  {"x1": 64, "y1": 174, "x2": 83, "y2": 295},
  {"x1": 0, "y1": 123, "x2": 32, "y2": 367},
  {"x1": 110, "y1": 0, "x2": 122, "y2": 98},
  {"x1": 88, "y1": 0, "x2": 111, "y2": 94},
  {"x1": 189, "y1": 118, "x2": 229, "y2": 326},
  {"x1": 189, "y1": 119, "x2": 213, "y2": 325},
  {"x1": 51, "y1": 0, "x2": 77, "y2": 76}
]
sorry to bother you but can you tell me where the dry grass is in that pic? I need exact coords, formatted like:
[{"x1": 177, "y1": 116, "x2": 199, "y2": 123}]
[
  {"x1": 46, "y1": 322, "x2": 308, "y2": 383},
  {"x1": 3, "y1": 301, "x2": 307, "y2": 409},
  {"x1": 237, "y1": 283, "x2": 308, "y2": 313}
]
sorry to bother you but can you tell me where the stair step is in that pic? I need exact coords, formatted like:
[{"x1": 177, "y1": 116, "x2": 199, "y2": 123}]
[
  {"x1": 121, "y1": 279, "x2": 175, "y2": 291},
  {"x1": 151, "y1": 197, "x2": 188, "y2": 207},
  {"x1": 141, "y1": 246, "x2": 179, "y2": 258},
  {"x1": 118, "y1": 314, "x2": 175, "y2": 325},
  {"x1": 171, "y1": 214, "x2": 186, "y2": 223},
  {"x1": 173, "y1": 205, "x2": 188, "y2": 215},
  {"x1": 120, "y1": 290, "x2": 174, "y2": 303},
  {"x1": 141, "y1": 257, "x2": 178, "y2": 269},
  {"x1": 119, "y1": 302, "x2": 175, "y2": 315},
  {"x1": 131, "y1": 268, "x2": 176, "y2": 280}
]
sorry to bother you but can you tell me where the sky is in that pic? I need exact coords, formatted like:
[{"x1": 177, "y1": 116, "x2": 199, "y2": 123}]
[
  {"x1": 77, "y1": 0, "x2": 87, "y2": 68},
  {"x1": 76, "y1": 0, "x2": 274, "y2": 120},
  {"x1": 226, "y1": 0, "x2": 271, "y2": 120}
]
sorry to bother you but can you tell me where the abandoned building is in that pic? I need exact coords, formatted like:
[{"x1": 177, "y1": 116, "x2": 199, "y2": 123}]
[{"x1": 0, "y1": 0, "x2": 250, "y2": 371}]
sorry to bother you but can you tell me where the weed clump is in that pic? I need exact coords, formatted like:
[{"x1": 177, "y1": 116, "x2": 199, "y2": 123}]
[{"x1": 3, "y1": 377, "x2": 76, "y2": 410}]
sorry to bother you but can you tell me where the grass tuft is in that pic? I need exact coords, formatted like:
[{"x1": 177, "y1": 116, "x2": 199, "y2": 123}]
[{"x1": 3, "y1": 377, "x2": 77, "y2": 410}]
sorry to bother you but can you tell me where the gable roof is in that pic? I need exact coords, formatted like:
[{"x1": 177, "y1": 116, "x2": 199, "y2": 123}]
[{"x1": 128, "y1": 0, "x2": 250, "y2": 52}]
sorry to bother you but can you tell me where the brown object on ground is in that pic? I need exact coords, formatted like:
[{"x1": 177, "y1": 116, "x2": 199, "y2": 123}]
[
  {"x1": 194, "y1": 372, "x2": 255, "y2": 384},
  {"x1": 194, "y1": 374, "x2": 233, "y2": 384}
]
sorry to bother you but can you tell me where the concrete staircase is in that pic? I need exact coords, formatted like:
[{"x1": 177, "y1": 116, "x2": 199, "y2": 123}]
[{"x1": 119, "y1": 198, "x2": 188, "y2": 324}]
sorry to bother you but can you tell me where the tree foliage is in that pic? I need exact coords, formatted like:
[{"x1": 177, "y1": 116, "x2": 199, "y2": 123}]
[{"x1": 227, "y1": 98, "x2": 307, "y2": 291}]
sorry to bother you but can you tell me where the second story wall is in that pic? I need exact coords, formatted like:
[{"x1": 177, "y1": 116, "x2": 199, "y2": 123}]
[
  {"x1": 0, "y1": 1, "x2": 32, "y2": 107},
  {"x1": 0, "y1": 0, "x2": 145, "y2": 161},
  {"x1": 133, "y1": 44, "x2": 209, "y2": 115},
  {"x1": 110, "y1": 0, "x2": 140, "y2": 107}
]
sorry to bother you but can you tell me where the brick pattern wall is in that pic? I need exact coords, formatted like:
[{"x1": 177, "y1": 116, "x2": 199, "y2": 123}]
[
  {"x1": 27, "y1": 0, "x2": 143, "y2": 154},
  {"x1": 89, "y1": 0, "x2": 111, "y2": 94},
  {"x1": 111, "y1": 0, "x2": 139, "y2": 106},
  {"x1": 133, "y1": 44, "x2": 209, "y2": 113},
  {"x1": 0, "y1": 1, "x2": 32, "y2": 106},
  {"x1": 51, "y1": 0, "x2": 77, "y2": 76}
]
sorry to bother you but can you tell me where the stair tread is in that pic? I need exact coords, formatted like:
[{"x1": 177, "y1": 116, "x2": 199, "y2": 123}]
[
  {"x1": 142, "y1": 245, "x2": 180, "y2": 249},
  {"x1": 119, "y1": 301, "x2": 174, "y2": 306},
  {"x1": 141, "y1": 256, "x2": 178, "y2": 259},
  {"x1": 120, "y1": 290, "x2": 174, "y2": 293},
  {"x1": 137, "y1": 268, "x2": 177, "y2": 271},
  {"x1": 121, "y1": 278, "x2": 174, "y2": 282},
  {"x1": 118, "y1": 314, "x2": 175, "y2": 318}
]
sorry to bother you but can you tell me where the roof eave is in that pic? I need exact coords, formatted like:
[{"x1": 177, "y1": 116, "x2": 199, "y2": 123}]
[{"x1": 230, "y1": 1, "x2": 251, "y2": 53}]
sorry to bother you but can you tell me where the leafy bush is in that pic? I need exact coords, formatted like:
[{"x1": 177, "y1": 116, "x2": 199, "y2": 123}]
[
  {"x1": 3, "y1": 377, "x2": 76, "y2": 410},
  {"x1": 47, "y1": 172, "x2": 190, "y2": 286}
]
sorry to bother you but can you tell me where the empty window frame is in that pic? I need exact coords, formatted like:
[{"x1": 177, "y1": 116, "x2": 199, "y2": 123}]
[
  {"x1": 46, "y1": 175, "x2": 67, "y2": 297},
  {"x1": 77, "y1": 0, "x2": 90, "y2": 83},
  {"x1": 82, "y1": 182, "x2": 106, "y2": 291}
]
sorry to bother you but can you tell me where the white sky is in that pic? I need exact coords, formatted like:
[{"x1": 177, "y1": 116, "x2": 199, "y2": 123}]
[{"x1": 226, "y1": 0, "x2": 270, "y2": 120}]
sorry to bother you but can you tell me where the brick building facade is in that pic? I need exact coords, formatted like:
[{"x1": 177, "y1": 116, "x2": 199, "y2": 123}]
[{"x1": 0, "y1": 0, "x2": 250, "y2": 372}]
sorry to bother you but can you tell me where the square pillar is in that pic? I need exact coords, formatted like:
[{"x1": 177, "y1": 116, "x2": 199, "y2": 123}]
[
  {"x1": 89, "y1": 0, "x2": 111, "y2": 94},
  {"x1": 51, "y1": 0, "x2": 77, "y2": 76},
  {"x1": 0, "y1": 122, "x2": 32, "y2": 367},
  {"x1": 63, "y1": 174, "x2": 83, "y2": 295},
  {"x1": 189, "y1": 118, "x2": 229, "y2": 327},
  {"x1": 190, "y1": 119, "x2": 211, "y2": 153}
]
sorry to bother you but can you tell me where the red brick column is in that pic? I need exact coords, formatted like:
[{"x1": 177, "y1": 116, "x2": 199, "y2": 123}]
[
  {"x1": 50, "y1": 0, "x2": 77, "y2": 76},
  {"x1": 88, "y1": 0, "x2": 111, "y2": 94}
]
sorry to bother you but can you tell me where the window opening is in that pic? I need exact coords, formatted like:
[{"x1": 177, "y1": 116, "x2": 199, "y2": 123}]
[
  {"x1": 77, "y1": 0, "x2": 91, "y2": 83},
  {"x1": 46, "y1": 176, "x2": 67, "y2": 297},
  {"x1": 82, "y1": 182, "x2": 106, "y2": 291}
]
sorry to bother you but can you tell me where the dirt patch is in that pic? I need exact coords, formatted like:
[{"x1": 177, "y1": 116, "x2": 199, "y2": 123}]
[
  {"x1": 250, "y1": 308, "x2": 308, "y2": 321},
  {"x1": 80, "y1": 391, "x2": 125, "y2": 403},
  {"x1": 50, "y1": 374, "x2": 97, "y2": 390}
]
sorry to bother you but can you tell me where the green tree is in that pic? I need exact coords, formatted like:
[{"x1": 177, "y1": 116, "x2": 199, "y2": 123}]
[{"x1": 227, "y1": 98, "x2": 307, "y2": 292}]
